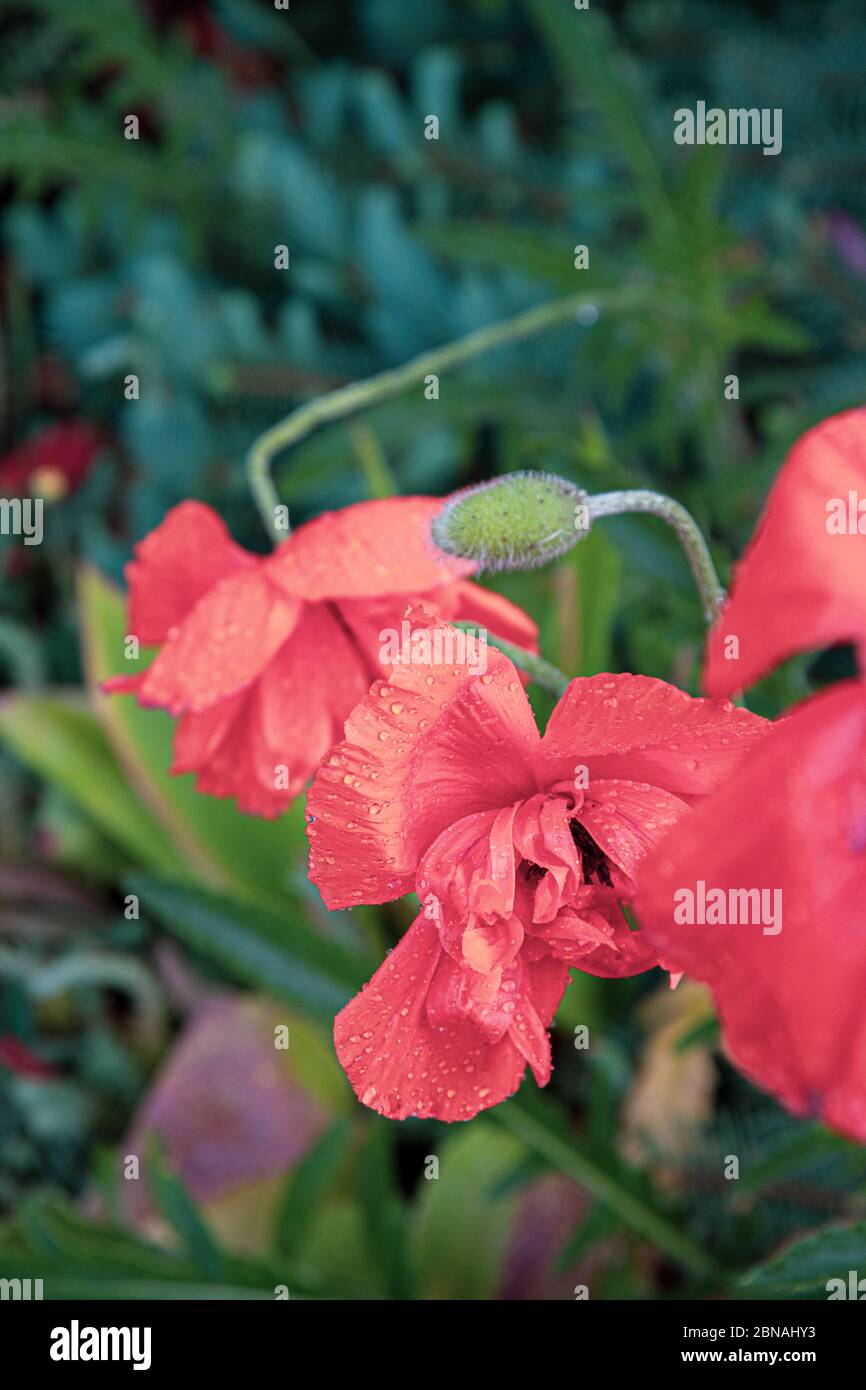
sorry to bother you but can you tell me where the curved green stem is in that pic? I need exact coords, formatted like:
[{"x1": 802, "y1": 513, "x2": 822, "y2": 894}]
[
  {"x1": 588, "y1": 489, "x2": 725, "y2": 624},
  {"x1": 247, "y1": 291, "x2": 632, "y2": 544},
  {"x1": 454, "y1": 623, "x2": 570, "y2": 697}
]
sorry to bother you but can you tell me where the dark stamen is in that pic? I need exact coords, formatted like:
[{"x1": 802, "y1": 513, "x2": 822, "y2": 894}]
[{"x1": 570, "y1": 820, "x2": 614, "y2": 887}]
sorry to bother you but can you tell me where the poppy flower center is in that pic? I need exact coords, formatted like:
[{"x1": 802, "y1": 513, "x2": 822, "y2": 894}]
[{"x1": 569, "y1": 819, "x2": 614, "y2": 888}]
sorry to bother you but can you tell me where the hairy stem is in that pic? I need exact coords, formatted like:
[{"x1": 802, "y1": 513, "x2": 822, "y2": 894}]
[
  {"x1": 588, "y1": 489, "x2": 725, "y2": 624},
  {"x1": 454, "y1": 623, "x2": 570, "y2": 697},
  {"x1": 247, "y1": 291, "x2": 631, "y2": 544}
]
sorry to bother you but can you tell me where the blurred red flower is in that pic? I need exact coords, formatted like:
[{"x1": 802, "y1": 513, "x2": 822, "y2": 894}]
[
  {"x1": 0, "y1": 1036, "x2": 54, "y2": 1079},
  {"x1": 307, "y1": 609, "x2": 765, "y2": 1121},
  {"x1": 104, "y1": 498, "x2": 536, "y2": 817},
  {"x1": 0, "y1": 420, "x2": 102, "y2": 500},
  {"x1": 637, "y1": 408, "x2": 866, "y2": 1139}
]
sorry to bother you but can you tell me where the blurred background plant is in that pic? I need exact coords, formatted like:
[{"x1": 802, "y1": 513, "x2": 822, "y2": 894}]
[{"x1": 0, "y1": 0, "x2": 865, "y2": 1300}]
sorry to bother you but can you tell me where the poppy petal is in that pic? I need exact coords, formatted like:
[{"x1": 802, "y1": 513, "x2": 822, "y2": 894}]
[
  {"x1": 172, "y1": 604, "x2": 370, "y2": 816},
  {"x1": 576, "y1": 779, "x2": 691, "y2": 882},
  {"x1": 101, "y1": 672, "x2": 145, "y2": 697},
  {"x1": 308, "y1": 608, "x2": 539, "y2": 908},
  {"x1": 333, "y1": 576, "x2": 538, "y2": 688},
  {"x1": 267, "y1": 496, "x2": 473, "y2": 601},
  {"x1": 569, "y1": 918, "x2": 662, "y2": 979},
  {"x1": 635, "y1": 681, "x2": 866, "y2": 1141},
  {"x1": 533, "y1": 907, "x2": 660, "y2": 978},
  {"x1": 334, "y1": 912, "x2": 569, "y2": 1121},
  {"x1": 538, "y1": 673, "x2": 767, "y2": 801},
  {"x1": 124, "y1": 501, "x2": 255, "y2": 645},
  {"x1": 136, "y1": 570, "x2": 302, "y2": 715},
  {"x1": 705, "y1": 408, "x2": 866, "y2": 695}
]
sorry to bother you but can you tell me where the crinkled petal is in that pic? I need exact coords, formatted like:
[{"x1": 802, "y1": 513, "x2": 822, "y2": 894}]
[
  {"x1": 308, "y1": 608, "x2": 539, "y2": 908},
  {"x1": 427, "y1": 942, "x2": 523, "y2": 1043},
  {"x1": 533, "y1": 906, "x2": 659, "y2": 977},
  {"x1": 576, "y1": 779, "x2": 691, "y2": 882},
  {"x1": 267, "y1": 496, "x2": 473, "y2": 601},
  {"x1": 334, "y1": 913, "x2": 569, "y2": 1121},
  {"x1": 136, "y1": 570, "x2": 301, "y2": 715},
  {"x1": 172, "y1": 604, "x2": 370, "y2": 816},
  {"x1": 635, "y1": 681, "x2": 866, "y2": 1141},
  {"x1": 172, "y1": 687, "x2": 289, "y2": 819},
  {"x1": 417, "y1": 808, "x2": 502, "y2": 961},
  {"x1": 513, "y1": 795, "x2": 581, "y2": 923},
  {"x1": 570, "y1": 919, "x2": 662, "y2": 979},
  {"x1": 124, "y1": 501, "x2": 255, "y2": 645},
  {"x1": 466, "y1": 803, "x2": 520, "y2": 921},
  {"x1": 538, "y1": 673, "x2": 767, "y2": 802},
  {"x1": 330, "y1": 593, "x2": 417, "y2": 683},
  {"x1": 256, "y1": 602, "x2": 371, "y2": 778},
  {"x1": 705, "y1": 408, "x2": 866, "y2": 696}
]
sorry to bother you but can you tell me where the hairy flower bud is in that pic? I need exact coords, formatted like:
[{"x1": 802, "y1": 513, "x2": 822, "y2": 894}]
[{"x1": 431, "y1": 471, "x2": 590, "y2": 573}]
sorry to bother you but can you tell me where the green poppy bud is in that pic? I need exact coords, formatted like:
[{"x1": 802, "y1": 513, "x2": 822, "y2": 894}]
[{"x1": 431, "y1": 470, "x2": 590, "y2": 572}]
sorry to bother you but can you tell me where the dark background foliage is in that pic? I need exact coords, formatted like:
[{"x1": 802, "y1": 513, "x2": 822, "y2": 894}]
[{"x1": 0, "y1": 0, "x2": 864, "y2": 1299}]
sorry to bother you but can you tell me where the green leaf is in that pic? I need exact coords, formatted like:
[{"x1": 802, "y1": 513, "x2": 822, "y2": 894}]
[
  {"x1": 734, "y1": 1124, "x2": 855, "y2": 1198},
  {"x1": 145, "y1": 1138, "x2": 224, "y2": 1280},
  {"x1": 358, "y1": 1121, "x2": 415, "y2": 1300},
  {"x1": 413, "y1": 1121, "x2": 525, "y2": 1299},
  {"x1": 0, "y1": 694, "x2": 185, "y2": 875},
  {"x1": 526, "y1": 0, "x2": 672, "y2": 229},
  {"x1": 274, "y1": 1117, "x2": 352, "y2": 1257},
  {"x1": 675, "y1": 1014, "x2": 720, "y2": 1054},
  {"x1": 742, "y1": 1222, "x2": 866, "y2": 1297},
  {"x1": 494, "y1": 1094, "x2": 722, "y2": 1281},
  {"x1": 729, "y1": 299, "x2": 812, "y2": 354},
  {"x1": 78, "y1": 564, "x2": 308, "y2": 908},
  {"x1": 573, "y1": 527, "x2": 621, "y2": 675},
  {"x1": 420, "y1": 222, "x2": 577, "y2": 289},
  {"x1": 128, "y1": 874, "x2": 369, "y2": 1025},
  {"x1": 0, "y1": 1192, "x2": 326, "y2": 1299}
]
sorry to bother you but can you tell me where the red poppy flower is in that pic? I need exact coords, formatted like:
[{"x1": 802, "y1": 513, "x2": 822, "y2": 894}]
[
  {"x1": 307, "y1": 609, "x2": 766, "y2": 1121},
  {"x1": 105, "y1": 498, "x2": 537, "y2": 817},
  {"x1": 637, "y1": 408, "x2": 866, "y2": 1139}
]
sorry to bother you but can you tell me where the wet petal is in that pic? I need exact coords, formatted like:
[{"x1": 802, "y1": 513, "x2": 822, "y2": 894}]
[
  {"x1": 172, "y1": 604, "x2": 370, "y2": 816},
  {"x1": 576, "y1": 779, "x2": 690, "y2": 882},
  {"x1": 705, "y1": 408, "x2": 866, "y2": 695},
  {"x1": 268, "y1": 496, "x2": 473, "y2": 601},
  {"x1": 136, "y1": 570, "x2": 301, "y2": 715},
  {"x1": 334, "y1": 913, "x2": 569, "y2": 1121},
  {"x1": 308, "y1": 607, "x2": 539, "y2": 908},
  {"x1": 539, "y1": 672, "x2": 767, "y2": 802},
  {"x1": 124, "y1": 501, "x2": 254, "y2": 645},
  {"x1": 636, "y1": 681, "x2": 866, "y2": 1140},
  {"x1": 533, "y1": 906, "x2": 660, "y2": 977}
]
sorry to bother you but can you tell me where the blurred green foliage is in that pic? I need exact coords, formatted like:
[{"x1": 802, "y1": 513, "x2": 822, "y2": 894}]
[{"x1": 1, "y1": 0, "x2": 865, "y2": 1300}]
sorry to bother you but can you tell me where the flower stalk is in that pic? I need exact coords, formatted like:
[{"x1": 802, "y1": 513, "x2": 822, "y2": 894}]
[
  {"x1": 454, "y1": 623, "x2": 570, "y2": 697},
  {"x1": 587, "y1": 489, "x2": 725, "y2": 624},
  {"x1": 246, "y1": 291, "x2": 633, "y2": 544}
]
